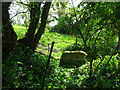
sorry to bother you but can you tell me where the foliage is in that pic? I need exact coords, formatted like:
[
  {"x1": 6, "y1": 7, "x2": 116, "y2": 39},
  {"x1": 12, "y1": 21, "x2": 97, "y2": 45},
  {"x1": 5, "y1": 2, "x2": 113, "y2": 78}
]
[
  {"x1": 50, "y1": 15, "x2": 73, "y2": 34},
  {"x1": 3, "y1": 46, "x2": 48, "y2": 88},
  {"x1": 3, "y1": 25, "x2": 120, "y2": 89},
  {"x1": 92, "y1": 55, "x2": 120, "y2": 88},
  {"x1": 3, "y1": 1, "x2": 120, "y2": 89},
  {"x1": 2, "y1": 45, "x2": 89, "y2": 88},
  {"x1": 51, "y1": 2, "x2": 119, "y2": 82},
  {"x1": 50, "y1": 2, "x2": 119, "y2": 55},
  {"x1": 3, "y1": 47, "x2": 120, "y2": 88}
]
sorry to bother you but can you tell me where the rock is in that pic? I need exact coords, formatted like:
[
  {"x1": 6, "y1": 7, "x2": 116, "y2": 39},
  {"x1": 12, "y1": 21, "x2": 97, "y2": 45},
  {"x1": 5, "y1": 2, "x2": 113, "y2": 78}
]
[{"x1": 60, "y1": 51, "x2": 87, "y2": 66}]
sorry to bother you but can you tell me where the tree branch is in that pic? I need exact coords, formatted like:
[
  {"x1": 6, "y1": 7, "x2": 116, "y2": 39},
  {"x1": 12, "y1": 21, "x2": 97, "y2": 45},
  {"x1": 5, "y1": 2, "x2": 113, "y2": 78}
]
[
  {"x1": 92, "y1": 42, "x2": 119, "y2": 86},
  {"x1": 10, "y1": 10, "x2": 28, "y2": 20},
  {"x1": 31, "y1": 2, "x2": 52, "y2": 49},
  {"x1": 16, "y1": 0, "x2": 29, "y2": 6}
]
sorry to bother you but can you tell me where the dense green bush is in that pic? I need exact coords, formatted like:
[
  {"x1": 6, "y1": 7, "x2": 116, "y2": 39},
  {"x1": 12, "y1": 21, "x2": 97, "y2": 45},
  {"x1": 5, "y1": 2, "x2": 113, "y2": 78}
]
[
  {"x1": 50, "y1": 16, "x2": 74, "y2": 35},
  {"x1": 2, "y1": 46, "x2": 49, "y2": 88}
]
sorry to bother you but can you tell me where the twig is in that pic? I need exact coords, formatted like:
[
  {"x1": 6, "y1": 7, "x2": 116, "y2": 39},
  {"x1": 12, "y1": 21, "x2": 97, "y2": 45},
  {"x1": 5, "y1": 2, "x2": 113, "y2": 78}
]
[
  {"x1": 17, "y1": 1, "x2": 29, "y2": 6},
  {"x1": 94, "y1": 57, "x2": 104, "y2": 74},
  {"x1": 92, "y1": 44, "x2": 119, "y2": 86},
  {"x1": 92, "y1": 55, "x2": 113, "y2": 86},
  {"x1": 10, "y1": 10, "x2": 29, "y2": 20}
]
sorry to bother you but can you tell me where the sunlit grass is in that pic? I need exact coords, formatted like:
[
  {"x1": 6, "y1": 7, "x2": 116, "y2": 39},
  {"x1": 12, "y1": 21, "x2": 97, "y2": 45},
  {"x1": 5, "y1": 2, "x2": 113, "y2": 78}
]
[
  {"x1": 13, "y1": 25, "x2": 83, "y2": 59},
  {"x1": 13, "y1": 25, "x2": 27, "y2": 40}
]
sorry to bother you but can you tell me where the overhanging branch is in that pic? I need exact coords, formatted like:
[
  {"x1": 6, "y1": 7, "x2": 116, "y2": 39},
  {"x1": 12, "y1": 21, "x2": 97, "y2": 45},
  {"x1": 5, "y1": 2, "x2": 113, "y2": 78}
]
[{"x1": 10, "y1": 10, "x2": 29, "y2": 20}]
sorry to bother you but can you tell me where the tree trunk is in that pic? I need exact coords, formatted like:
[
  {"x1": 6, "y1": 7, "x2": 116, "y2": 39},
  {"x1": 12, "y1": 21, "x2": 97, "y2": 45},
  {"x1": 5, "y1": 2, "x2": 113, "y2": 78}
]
[
  {"x1": 2, "y1": 2, "x2": 17, "y2": 60},
  {"x1": 18, "y1": 2, "x2": 51, "y2": 50},
  {"x1": 30, "y1": 2, "x2": 51, "y2": 50},
  {"x1": 18, "y1": 3, "x2": 41, "y2": 46}
]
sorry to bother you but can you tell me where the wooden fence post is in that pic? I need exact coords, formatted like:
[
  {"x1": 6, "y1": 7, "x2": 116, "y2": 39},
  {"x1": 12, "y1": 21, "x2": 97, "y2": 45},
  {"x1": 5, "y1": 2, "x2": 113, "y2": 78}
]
[{"x1": 41, "y1": 41, "x2": 55, "y2": 89}]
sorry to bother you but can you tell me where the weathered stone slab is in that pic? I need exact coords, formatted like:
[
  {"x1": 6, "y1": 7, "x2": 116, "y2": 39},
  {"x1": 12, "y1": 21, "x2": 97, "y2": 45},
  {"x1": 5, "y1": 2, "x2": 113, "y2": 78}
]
[{"x1": 60, "y1": 51, "x2": 87, "y2": 66}]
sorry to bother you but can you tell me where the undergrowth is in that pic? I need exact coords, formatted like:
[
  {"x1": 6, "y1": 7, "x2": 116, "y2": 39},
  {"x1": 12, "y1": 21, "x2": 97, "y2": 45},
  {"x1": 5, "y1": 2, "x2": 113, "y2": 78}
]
[{"x1": 2, "y1": 46, "x2": 120, "y2": 89}]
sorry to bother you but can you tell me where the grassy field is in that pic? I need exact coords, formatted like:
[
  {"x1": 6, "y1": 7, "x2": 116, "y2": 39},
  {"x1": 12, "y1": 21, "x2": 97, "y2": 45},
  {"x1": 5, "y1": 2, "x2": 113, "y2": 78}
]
[{"x1": 13, "y1": 25, "x2": 83, "y2": 59}]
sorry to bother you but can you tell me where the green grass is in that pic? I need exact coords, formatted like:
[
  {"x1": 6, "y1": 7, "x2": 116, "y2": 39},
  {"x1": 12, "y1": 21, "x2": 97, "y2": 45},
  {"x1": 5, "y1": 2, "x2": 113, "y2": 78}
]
[
  {"x1": 13, "y1": 25, "x2": 83, "y2": 59},
  {"x1": 13, "y1": 25, "x2": 27, "y2": 40}
]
